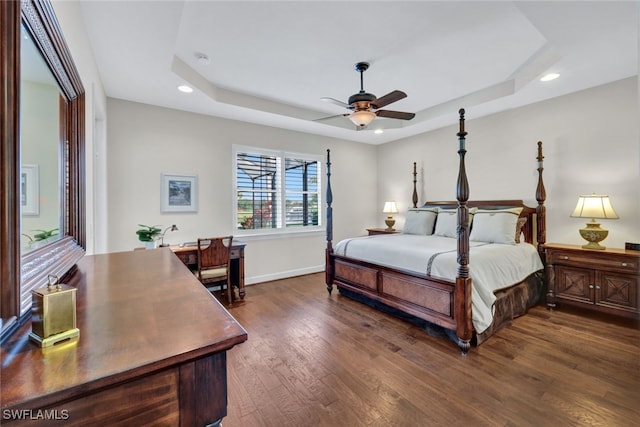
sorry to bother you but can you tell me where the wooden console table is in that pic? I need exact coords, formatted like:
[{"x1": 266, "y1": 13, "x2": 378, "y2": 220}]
[
  {"x1": 170, "y1": 242, "x2": 246, "y2": 300},
  {"x1": 1, "y1": 249, "x2": 247, "y2": 426}
]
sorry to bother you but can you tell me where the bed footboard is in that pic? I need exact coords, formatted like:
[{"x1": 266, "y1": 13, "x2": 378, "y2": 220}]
[{"x1": 333, "y1": 256, "x2": 459, "y2": 331}]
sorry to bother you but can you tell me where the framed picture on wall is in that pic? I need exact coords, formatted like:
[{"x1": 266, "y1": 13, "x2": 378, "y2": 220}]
[
  {"x1": 161, "y1": 173, "x2": 198, "y2": 213},
  {"x1": 21, "y1": 164, "x2": 39, "y2": 216}
]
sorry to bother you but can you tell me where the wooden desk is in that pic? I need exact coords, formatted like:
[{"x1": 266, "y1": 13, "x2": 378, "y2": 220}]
[
  {"x1": 1, "y1": 249, "x2": 247, "y2": 426},
  {"x1": 170, "y1": 242, "x2": 246, "y2": 300}
]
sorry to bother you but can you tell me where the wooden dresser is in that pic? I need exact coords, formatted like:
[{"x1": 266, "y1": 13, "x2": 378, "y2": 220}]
[
  {"x1": 1, "y1": 248, "x2": 247, "y2": 426},
  {"x1": 544, "y1": 243, "x2": 640, "y2": 318}
]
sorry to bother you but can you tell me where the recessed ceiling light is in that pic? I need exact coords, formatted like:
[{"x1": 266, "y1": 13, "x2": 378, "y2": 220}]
[
  {"x1": 177, "y1": 85, "x2": 193, "y2": 93},
  {"x1": 374, "y1": 129, "x2": 384, "y2": 134},
  {"x1": 196, "y1": 53, "x2": 211, "y2": 65},
  {"x1": 540, "y1": 73, "x2": 560, "y2": 82}
]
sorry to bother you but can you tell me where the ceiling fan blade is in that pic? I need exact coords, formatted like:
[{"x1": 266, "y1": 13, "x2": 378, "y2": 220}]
[
  {"x1": 313, "y1": 113, "x2": 349, "y2": 122},
  {"x1": 370, "y1": 90, "x2": 407, "y2": 109},
  {"x1": 321, "y1": 97, "x2": 351, "y2": 109},
  {"x1": 375, "y1": 110, "x2": 416, "y2": 120}
]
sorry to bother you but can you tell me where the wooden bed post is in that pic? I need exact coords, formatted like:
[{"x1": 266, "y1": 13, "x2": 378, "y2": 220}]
[
  {"x1": 535, "y1": 141, "x2": 546, "y2": 259},
  {"x1": 412, "y1": 162, "x2": 418, "y2": 208},
  {"x1": 454, "y1": 108, "x2": 473, "y2": 355},
  {"x1": 325, "y1": 149, "x2": 334, "y2": 294},
  {"x1": 535, "y1": 141, "x2": 552, "y2": 309}
]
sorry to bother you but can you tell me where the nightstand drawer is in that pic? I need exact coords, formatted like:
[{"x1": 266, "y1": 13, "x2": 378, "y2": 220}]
[{"x1": 550, "y1": 251, "x2": 638, "y2": 273}]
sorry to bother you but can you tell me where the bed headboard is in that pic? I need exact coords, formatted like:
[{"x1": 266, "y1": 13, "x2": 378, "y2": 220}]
[{"x1": 411, "y1": 140, "x2": 546, "y2": 256}]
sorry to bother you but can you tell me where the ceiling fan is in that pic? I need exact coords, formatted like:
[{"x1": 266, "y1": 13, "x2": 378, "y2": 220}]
[{"x1": 321, "y1": 62, "x2": 415, "y2": 128}]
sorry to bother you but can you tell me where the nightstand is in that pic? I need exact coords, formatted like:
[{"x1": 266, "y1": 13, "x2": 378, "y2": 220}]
[
  {"x1": 367, "y1": 228, "x2": 400, "y2": 236},
  {"x1": 544, "y1": 243, "x2": 639, "y2": 319}
]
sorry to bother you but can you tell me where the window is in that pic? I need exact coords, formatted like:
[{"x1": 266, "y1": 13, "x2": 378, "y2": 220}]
[{"x1": 234, "y1": 146, "x2": 322, "y2": 235}]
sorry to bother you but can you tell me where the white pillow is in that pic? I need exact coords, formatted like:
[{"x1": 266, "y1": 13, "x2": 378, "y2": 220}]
[
  {"x1": 433, "y1": 209, "x2": 457, "y2": 238},
  {"x1": 402, "y1": 208, "x2": 438, "y2": 235},
  {"x1": 470, "y1": 207, "x2": 523, "y2": 244},
  {"x1": 433, "y1": 208, "x2": 476, "y2": 238}
]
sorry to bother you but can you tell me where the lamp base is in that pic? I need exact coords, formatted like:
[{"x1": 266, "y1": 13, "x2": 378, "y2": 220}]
[
  {"x1": 581, "y1": 241, "x2": 606, "y2": 250},
  {"x1": 384, "y1": 217, "x2": 396, "y2": 232},
  {"x1": 578, "y1": 221, "x2": 608, "y2": 250}
]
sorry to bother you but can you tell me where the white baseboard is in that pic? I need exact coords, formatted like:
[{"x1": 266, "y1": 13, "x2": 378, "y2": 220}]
[{"x1": 245, "y1": 264, "x2": 324, "y2": 285}]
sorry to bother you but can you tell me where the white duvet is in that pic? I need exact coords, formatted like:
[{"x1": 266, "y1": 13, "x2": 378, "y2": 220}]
[{"x1": 334, "y1": 234, "x2": 543, "y2": 333}]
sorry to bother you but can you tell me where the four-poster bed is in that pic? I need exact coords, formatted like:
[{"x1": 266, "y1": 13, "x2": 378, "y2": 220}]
[{"x1": 324, "y1": 109, "x2": 547, "y2": 354}]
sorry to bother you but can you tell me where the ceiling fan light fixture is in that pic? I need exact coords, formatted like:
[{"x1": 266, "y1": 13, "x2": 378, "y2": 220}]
[{"x1": 349, "y1": 110, "x2": 376, "y2": 127}]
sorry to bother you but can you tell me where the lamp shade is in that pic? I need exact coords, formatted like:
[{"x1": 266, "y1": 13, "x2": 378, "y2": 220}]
[
  {"x1": 383, "y1": 201, "x2": 398, "y2": 214},
  {"x1": 571, "y1": 195, "x2": 618, "y2": 220},
  {"x1": 349, "y1": 110, "x2": 376, "y2": 127}
]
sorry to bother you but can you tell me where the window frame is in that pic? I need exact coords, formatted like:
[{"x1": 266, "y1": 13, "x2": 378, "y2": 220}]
[{"x1": 233, "y1": 145, "x2": 323, "y2": 238}]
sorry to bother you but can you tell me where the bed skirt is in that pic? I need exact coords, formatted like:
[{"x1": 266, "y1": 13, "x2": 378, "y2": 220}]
[{"x1": 337, "y1": 270, "x2": 545, "y2": 347}]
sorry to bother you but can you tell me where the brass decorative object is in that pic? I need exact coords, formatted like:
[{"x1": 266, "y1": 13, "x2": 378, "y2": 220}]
[{"x1": 30, "y1": 274, "x2": 79, "y2": 347}]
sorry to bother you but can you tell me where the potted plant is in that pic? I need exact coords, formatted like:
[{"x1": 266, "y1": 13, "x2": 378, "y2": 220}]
[
  {"x1": 136, "y1": 224, "x2": 162, "y2": 249},
  {"x1": 32, "y1": 228, "x2": 60, "y2": 241}
]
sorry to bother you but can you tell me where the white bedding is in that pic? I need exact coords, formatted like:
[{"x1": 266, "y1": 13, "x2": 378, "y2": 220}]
[{"x1": 334, "y1": 234, "x2": 543, "y2": 333}]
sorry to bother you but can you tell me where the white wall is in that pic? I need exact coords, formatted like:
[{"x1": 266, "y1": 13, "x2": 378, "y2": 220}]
[
  {"x1": 107, "y1": 78, "x2": 637, "y2": 285},
  {"x1": 106, "y1": 99, "x2": 377, "y2": 283},
  {"x1": 20, "y1": 82, "x2": 60, "y2": 248},
  {"x1": 50, "y1": 0, "x2": 639, "y2": 278},
  {"x1": 377, "y1": 77, "x2": 639, "y2": 250}
]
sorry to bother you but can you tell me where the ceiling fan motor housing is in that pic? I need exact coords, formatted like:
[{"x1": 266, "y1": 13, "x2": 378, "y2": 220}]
[{"x1": 348, "y1": 92, "x2": 376, "y2": 109}]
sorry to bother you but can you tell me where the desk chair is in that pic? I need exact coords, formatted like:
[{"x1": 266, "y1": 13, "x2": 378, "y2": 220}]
[{"x1": 196, "y1": 236, "x2": 233, "y2": 305}]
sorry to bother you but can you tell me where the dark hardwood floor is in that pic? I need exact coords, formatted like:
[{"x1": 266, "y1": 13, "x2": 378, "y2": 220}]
[{"x1": 221, "y1": 273, "x2": 639, "y2": 427}]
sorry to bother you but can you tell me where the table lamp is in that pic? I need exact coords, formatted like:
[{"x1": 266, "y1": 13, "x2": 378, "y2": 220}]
[
  {"x1": 383, "y1": 201, "x2": 398, "y2": 231},
  {"x1": 159, "y1": 224, "x2": 178, "y2": 247},
  {"x1": 570, "y1": 194, "x2": 618, "y2": 250}
]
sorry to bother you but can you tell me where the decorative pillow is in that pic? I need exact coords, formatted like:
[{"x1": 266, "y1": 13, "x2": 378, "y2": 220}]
[
  {"x1": 515, "y1": 217, "x2": 527, "y2": 244},
  {"x1": 402, "y1": 208, "x2": 438, "y2": 235},
  {"x1": 470, "y1": 207, "x2": 523, "y2": 244},
  {"x1": 433, "y1": 207, "x2": 477, "y2": 238}
]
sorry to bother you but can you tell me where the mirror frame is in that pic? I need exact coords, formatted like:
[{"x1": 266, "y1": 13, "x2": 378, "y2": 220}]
[{"x1": 0, "y1": 0, "x2": 85, "y2": 341}]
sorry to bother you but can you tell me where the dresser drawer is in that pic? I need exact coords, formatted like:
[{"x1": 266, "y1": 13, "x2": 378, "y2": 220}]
[{"x1": 550, "y1": 250, "x2": 638, "y2": 273}]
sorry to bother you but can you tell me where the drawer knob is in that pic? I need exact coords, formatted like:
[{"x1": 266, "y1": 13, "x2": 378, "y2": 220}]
[
  {"x1": 621, "y1": 262, "x2": 628, "y2": 267},
  {"x1": 589, "y1": 285, "x2": 594, "y2": 289},
  {"x1": 562, "y1": 256, "x2": 569, "y2": 260}
]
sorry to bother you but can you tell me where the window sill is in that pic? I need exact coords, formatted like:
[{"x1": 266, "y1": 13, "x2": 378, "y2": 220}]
[{"x1": 234, "y1": 228, "x2": 325, "y2": 242}]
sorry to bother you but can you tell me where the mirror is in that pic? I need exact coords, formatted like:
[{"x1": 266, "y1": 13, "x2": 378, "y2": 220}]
[
  {"x1": 0, "y1": 0, "x2": 85, "y2": 341},
  {"x1": 20, "y1": 23, "x2": 63, "y2": 254}
]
